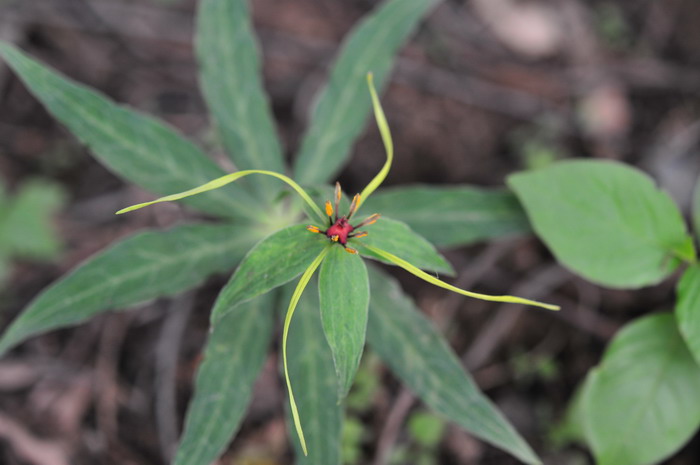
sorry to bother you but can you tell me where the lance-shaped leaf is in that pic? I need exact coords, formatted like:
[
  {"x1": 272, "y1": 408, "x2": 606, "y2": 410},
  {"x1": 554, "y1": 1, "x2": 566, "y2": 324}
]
[
  {"x1": 361, "y1": 185, "x2": 530, "y2": 248},
  {"x1": 210, "y1": 225, "x2": 328, "y2": 324},
  {"x1": 366, "y1": 266, "x2": 541, "y2": 465},
  {"x1": 173, "y1": 292, "x2": 275, "y2": 465},
  {"x1": 364, "y1": 245, "x2": 558, "y2": 311},
  {"x1": 352, "y1": 216, "x2": 454, "y2": 275},
  {"x1": 282, "y1": 279, "x2": 343, "y2": 465},
  {"x1": 583, "y1": 313, "x2": 700, "y2": 465},
  {"x1": 319, "y1": 246, "x2": 370, "y2": 398},
  {"x1": 677, "y1": 265, "x2": 700, "y2": 366},
  {"x1": 293, "y1": 0, "x2": 438, "y2": 185},
  {"x1": 509, "y1": 160, "x2": 696, "y2": 288},
  {"x1": 0, "y1": 42, "x2": 260, "y2": 220},
  {"x1": 0, "y1": 224, "x2": 257, "y2": 356},
  {"x1": 196, "y1": 0, "x2": 285, "y2": 202}
]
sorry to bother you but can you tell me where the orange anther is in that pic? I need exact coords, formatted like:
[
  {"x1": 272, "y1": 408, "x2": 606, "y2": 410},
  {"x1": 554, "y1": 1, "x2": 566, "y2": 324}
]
[
  {"x1": 325, "y1": 200, "x2": 334, "y2": 217},
  {"x1": 353, "y1": 232, "x2": 368, "y2": 239},
  {"x1": 331, "y1": 235, "x2": 339, "y2": 242},
  {"x1": 306, "y1": 225, "x2": 321, "y2": 233},
  {"x1": 345, "y1": 247, "x2": 358, "y2": 254}
]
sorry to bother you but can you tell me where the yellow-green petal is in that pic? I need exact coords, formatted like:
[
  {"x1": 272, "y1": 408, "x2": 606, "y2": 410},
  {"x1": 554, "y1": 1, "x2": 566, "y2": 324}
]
[
  {"x1": 116, "y1": 169, "x2": 324, "y2": 221},
  {"x1": 358, "y1": 73, "x2": 394, "y2": 210},
  {"x1": 364, "y1": 245, "x2": 560, "y2": 311},
  {"x1": 282, "y1": 246, "x2": 331, "y2": 456}
]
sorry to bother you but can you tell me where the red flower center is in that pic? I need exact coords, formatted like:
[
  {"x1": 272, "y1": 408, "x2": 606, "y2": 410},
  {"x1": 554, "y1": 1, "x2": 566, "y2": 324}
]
[
  {"x1": 325, "y1": 217, "x2": 355, "y2": 245},
  {"x1": 306, "y1": 183, "x2": 380, "y2": 254}
]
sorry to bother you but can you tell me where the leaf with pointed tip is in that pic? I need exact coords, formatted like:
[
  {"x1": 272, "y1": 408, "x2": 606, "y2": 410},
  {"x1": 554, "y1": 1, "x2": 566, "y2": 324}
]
[
  {"x1": 583, "y1": 313, "x2": 700, "y2": 465},
  {"x1": 196, "y1": 0, "x2": 285, "y2": 202},
  {"x1": 352, "y1": 217, "x2": 454, "y2": 275},
  {"x1": 509, "y1": 160, "x2": 695, "y2": 288},
  {"x1": 173, "y1": 292, "x2": 275, "y2": 465},
  {"x1": 282, "y1": 280, "x2": 343, "y2": 465},
  {"x1": 0, "y1": 224, "x2": 257, "y2": 356},
  {"x1": 210, "y1": 225, "x2": 328, "y2": 324},
  {"x1": 0, "y1": 41, "x2": 260, "y2": 220},
  {"x1": 319, "y1": 246, "x2": 369, "y2": 398},
  {"x1": 292, "y1": 0, "x2": 439, "y2": 185},
  {"x1": 366, "y1": 266, "x2": 541, "y2": 465},
  {"x1": 360, "y1": 185, "x2": 530, "y2": 247}
]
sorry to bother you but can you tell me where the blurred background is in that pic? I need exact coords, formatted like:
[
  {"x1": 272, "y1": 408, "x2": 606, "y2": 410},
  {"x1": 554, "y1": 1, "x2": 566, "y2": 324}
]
[{"x1": 1, "y1": 0, "x2": 700, "y2": 463}]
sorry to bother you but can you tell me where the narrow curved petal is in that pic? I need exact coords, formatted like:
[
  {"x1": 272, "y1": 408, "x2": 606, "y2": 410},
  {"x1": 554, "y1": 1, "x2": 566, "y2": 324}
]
[
  {"x1": 364, "y1": 245, "x2": 560, "y2": 311},
  {"x1": 116, "y1": 169, "x2": 324, "y2": 221},
  {"x1": 358, "y1": 73, "x2": 394, "y2": 209},
  {"x1": 282, "y1": 246, "x2": 331, "y2": 456}
]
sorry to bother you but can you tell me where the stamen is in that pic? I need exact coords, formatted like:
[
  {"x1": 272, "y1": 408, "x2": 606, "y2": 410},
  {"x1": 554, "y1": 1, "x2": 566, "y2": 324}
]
[
  {"x1": 334, "y1": 182, "x2": 341, "y2": 220},
  {"x1": 325, "y1": 200, "x2": 334, "y2": 218},
  {"x1": 351, "y1": 231, "x2": 368, "y2": 239},
  {"x1": 356, "y1": 213, "x2": 380, "y2": 228},
  {"x1": 348, "y1": 193, "x2": 361, "y2": 219},
  {"x1": 331, "y1": 235, "x2": 340, "y2": 242},
  {"x1": 344, "y1": 247, "x2": 358, "y2": 254},
  {"x1": 306, "y1": 225, "x2": 321, "y2": 234}
]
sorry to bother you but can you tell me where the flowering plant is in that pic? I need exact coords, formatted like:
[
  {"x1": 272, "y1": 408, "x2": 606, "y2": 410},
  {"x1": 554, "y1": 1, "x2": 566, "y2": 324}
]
[
  {"x1": 0, "y1": 1, "x2": 558, "y2": 463},
  {"x1": 117, "y1": 74, "x2": 558, "y2": 454}
]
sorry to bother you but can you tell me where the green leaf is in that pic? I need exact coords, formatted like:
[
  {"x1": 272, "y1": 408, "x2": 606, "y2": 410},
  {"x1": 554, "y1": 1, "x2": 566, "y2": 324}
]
[
  {"x1": 366, "y1": 266, "x2": 541, "y2": 465},
  {"x1": 360, "y1": 185, "x2": 530, "y2": 248},
  {"x1": 508, "y1": 160, "x2": 694, "y2": 288},
  {"x1": 677, "y1": 265, "x2": 700, "y2": 366},
  {"x1": 583, "y1": 313, "x2": 700, "y2": 465},
  {"x1": 0, "y1": 223, "x2": 257, "y2": 355},
  {"x1": 352, "y1": 217, "x2": 454, "y2": 275},
  {"x1": 173, "y1": 292, "x2": 275, "y2": 465},
  {"x1": 292, "y1": 0, "x2": 438, "y2": 185},
  {"x1": 0, "y1": 179, "x2": 65, "y2": 260},
  {"x1": 693, "y1": 174, "x2": 700, "y2": 242},
  {"x1": 210, "y1": 225, "x2": 328, "y2": 324},
  {"x1": 550, "y1": 371, "x2": 595, "y2": 448},
  {"x1": 319, "y1": 246, "x2": 369, "y2": 398},
  {"x1": 196, "y1": 0, "x2": 285, "y2": 202},
  {"x1": 282, "y1": 279, "x2": 343, "y2": 465},
  {"x1": 0, "y1": 42, "x2": 260, "y2": 220}
]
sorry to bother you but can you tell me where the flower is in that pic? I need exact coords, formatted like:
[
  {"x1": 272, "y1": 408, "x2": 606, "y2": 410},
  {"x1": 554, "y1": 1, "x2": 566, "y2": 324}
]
[
  {"x1": 306, "y1": 182, "x2": 379, "y2": 254},
  {"x1": 116, "y1": 73, "x2": 559, "y2": 456}
]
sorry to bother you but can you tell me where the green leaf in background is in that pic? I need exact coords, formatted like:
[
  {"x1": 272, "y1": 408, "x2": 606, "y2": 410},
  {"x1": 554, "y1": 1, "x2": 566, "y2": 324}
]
[
  {"x1": 319, "y1": 246, "x2": 369, "y2": 398},
  {"x1": 676, "y1": 265, "x2": 700, "y2": 366},
  {"x1": 550, "y1": 373, "x2": 594, "y2": 448},
  {"x1": 0, "y1": 42, "x2": 261, "y2": 220},
  {"x1": 173, "y1": 292, "x2": 275, "y2": 465},
  {"x1": 583, "y1": 313, "x2": 700, "y2": 465},
  {"x1": 366, "y1": 266, "x2": 541, "y2": 465},
  {"x1": 361, "y1": 185, "x2": 530, "y2": 248},
  {"x1": 196, "y1": 0, "x2": 285, "y2": 202},
  {"x1": 292, "y1": 0, "x2": 438, "y2": 185},
  {"x1": 283, "y1": 280, "x2": 343, "y2": 465},
  {"x1": 0, "y1": 223, "x2": 257, "y2": 356},
  {"x1": 0, "y1": 179, "x2": 65, "y2": 260},
  {"x1": 508, "y1": 160, "x2": 695, "y2": 288},
  {"x1": 693, "y1": 174, "x2": 700, "y2": 242},
  {"x1": 210, "y1": 225, "x2": 328, "y2": 324},
  {"x1": 352, "y1": 217, "x2": 454, "y2": 275}
]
